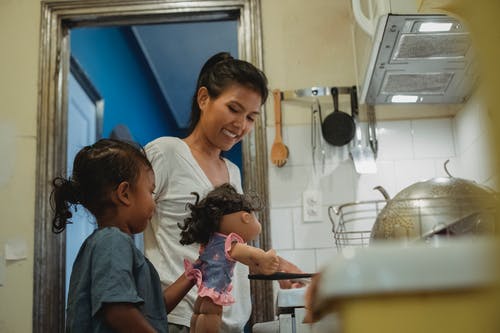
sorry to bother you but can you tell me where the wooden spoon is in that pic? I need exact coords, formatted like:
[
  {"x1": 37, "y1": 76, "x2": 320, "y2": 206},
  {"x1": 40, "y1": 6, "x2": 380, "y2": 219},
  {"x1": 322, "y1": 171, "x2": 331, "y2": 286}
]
[{"x1": 270, "y1": 89, "x2": 289, "y2": 167}]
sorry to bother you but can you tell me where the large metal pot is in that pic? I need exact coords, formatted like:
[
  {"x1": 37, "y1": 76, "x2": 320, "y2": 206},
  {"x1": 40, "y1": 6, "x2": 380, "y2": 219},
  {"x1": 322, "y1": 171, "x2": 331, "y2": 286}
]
[{"x1": 370, "y1": 161, "x2": 496, "y2": 241}]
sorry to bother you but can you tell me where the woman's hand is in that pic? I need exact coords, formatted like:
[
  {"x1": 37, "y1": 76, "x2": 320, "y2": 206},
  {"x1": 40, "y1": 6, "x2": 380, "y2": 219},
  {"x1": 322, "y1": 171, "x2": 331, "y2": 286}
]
[
  {"x1": 256, "y1": 249, "x2": 280, "y2": 275},
  {"x1": 303, "y1": 273, "x2": 322, "y2": 324},
  {"x1": 277, "y1": 256, "x2": 307, "y2": 289}
]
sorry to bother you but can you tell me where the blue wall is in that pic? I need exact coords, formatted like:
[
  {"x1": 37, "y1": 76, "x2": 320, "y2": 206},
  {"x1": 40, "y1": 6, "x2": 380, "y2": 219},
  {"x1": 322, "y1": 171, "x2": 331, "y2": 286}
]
[
  {"x1": 70, "y1": 24, "x2": 242, "y2": 167},
  {"x1": 71, "y1": 26, "x2": 185, "y2": 146},
  {"x1": 133, "y1": 21, "x2": 239, "y2": 128}
]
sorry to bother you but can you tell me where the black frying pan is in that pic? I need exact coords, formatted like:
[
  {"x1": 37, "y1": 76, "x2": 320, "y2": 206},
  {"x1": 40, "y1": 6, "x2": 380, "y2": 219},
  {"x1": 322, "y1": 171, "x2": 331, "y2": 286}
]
[{"x1": 321, "y1": 87, "x2": 355, "y2": 146}]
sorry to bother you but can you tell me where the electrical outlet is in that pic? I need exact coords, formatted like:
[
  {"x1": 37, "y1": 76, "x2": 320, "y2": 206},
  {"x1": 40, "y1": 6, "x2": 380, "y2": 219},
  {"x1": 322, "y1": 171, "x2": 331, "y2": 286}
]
[{"x1": 303, "y1": 190, "x2": 322, "y2": 222}]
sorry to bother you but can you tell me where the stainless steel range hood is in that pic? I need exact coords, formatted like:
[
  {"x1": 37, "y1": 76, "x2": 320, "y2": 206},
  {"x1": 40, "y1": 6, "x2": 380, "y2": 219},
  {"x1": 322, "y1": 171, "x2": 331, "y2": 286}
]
[{"x1": 360, "y1": 14, "x2": 477, "y2": 105}]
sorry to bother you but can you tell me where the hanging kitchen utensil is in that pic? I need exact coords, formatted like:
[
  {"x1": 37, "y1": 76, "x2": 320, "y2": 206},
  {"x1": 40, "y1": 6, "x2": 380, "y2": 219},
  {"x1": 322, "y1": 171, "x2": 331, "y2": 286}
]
[
  {"x1": 270, "y1": 89, "x2": 289, "y2": 167},
  {"x1": 321, "y1": 87, "x2": 355, "y2": 146},
  {"x1": 367, "y1": 104, "x2": 378, "y2": 158},
  {"x1": 349, "y1": 87, "x2": 377, "y2": 174},
  {"x1": 311, "y1": 98, "x2": 325, "y2": 178}
]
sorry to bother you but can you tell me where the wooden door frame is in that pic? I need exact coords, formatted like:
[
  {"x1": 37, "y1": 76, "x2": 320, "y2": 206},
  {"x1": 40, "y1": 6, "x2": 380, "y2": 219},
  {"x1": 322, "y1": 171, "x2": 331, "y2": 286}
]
[{"x1": 35, "y1": 1, "x2": 272, "y2": 331}]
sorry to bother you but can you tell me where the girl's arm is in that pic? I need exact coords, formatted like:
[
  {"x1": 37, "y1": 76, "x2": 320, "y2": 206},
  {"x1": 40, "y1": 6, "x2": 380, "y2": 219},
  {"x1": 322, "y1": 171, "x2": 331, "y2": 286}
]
[
  {"x1": 102, "y1": 303, "x2": 157, "y2": 333},
  {"x1": 229, "y1": 243, "x2": 279, "y2": 275},
  {"x1": 163, "y1": 273, "x2": 196, "y2": 313}
]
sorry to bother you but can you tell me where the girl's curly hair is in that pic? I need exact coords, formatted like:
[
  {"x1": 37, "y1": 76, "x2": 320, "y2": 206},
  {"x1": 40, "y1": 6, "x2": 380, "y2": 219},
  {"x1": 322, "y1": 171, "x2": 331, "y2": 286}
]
[
  {"x1": 178, "y1": 183, "x2": 262, "y2": 245},
  {"x1": 50, "y1": 139, "x2": 152, "y2": 233}
]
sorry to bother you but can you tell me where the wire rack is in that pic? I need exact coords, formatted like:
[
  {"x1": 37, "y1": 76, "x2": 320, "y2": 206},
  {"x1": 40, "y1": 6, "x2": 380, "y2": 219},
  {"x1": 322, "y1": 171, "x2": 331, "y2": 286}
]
[
  {"x1": 328, "y1": 200, "x2": 386, "y2": 251},
  {"x1": 328, "y1": 196, "x2": 498, "y2": 252}
]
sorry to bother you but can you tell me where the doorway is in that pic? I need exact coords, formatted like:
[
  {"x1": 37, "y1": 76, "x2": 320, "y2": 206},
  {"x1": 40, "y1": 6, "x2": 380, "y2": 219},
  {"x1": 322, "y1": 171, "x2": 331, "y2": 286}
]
[
  {"x1": 65, "y1": 57, "x2": 103, "y2": 301},
  {"x1": 66, "y1": 17, "x2": 240, "y2": 303},
  {"x1": 34, "y1": 1, "x2": 272, "y2": 332}
]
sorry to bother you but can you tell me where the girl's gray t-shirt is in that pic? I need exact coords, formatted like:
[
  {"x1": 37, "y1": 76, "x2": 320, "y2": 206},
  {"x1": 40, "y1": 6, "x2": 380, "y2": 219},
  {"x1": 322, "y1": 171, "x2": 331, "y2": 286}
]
[{"x1": 66, "y1": 227, "x2": 168, "y2": 333}]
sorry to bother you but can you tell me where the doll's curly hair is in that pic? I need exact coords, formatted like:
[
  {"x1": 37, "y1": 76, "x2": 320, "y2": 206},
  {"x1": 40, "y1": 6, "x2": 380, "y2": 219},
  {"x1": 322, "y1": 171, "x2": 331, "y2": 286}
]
[{"x1": 178, "y1": 183, "x2": 263, "y2": 245}]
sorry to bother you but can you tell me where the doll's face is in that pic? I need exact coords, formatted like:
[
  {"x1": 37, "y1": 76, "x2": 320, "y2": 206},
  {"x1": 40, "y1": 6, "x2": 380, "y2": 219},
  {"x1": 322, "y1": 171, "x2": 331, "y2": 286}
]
[{"x1": 219, "y1": 211, "x2": 261, "y2": 242}]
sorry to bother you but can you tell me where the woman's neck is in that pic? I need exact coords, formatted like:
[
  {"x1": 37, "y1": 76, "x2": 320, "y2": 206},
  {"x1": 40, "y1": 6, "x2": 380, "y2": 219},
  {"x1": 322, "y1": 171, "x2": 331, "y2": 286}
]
[
  {"x1": 183, "y1": 132, "x2": 230, "y2": 186},
  {"x1": 184, "y1": 133, "x2": 222, "y2": 161}
]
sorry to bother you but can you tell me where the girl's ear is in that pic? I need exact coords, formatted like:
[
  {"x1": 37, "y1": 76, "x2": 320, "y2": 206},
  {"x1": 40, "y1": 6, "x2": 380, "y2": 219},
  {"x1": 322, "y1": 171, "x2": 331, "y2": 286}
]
[
  {"x1": 241, "y1": 212, "x2": 252, "y2": 224},
  {"x1": 197, "y1": 86, "x2": 209, "y2": 110},
  {"x1": 114, "y1": 181, "x2": 132, "y2": 206}
]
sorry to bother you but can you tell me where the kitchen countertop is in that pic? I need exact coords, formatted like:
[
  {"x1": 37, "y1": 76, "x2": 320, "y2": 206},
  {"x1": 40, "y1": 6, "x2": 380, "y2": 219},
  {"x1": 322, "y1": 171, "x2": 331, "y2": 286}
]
[{"x1": 315, "y1": 237, "x2": 498, "y2": 304}]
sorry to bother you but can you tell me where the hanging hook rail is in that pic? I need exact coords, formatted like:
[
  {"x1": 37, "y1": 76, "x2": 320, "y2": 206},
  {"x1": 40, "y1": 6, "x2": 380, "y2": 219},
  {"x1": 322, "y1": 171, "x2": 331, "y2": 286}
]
[{"x1": 280, "y1": 85, "x2": 355, "y2": 101}]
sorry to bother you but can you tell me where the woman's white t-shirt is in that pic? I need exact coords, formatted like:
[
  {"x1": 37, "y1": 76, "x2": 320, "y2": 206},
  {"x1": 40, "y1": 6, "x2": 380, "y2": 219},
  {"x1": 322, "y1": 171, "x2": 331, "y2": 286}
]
[{"x1": 144, "y1": 137, "x2": 250, "y2": 332}]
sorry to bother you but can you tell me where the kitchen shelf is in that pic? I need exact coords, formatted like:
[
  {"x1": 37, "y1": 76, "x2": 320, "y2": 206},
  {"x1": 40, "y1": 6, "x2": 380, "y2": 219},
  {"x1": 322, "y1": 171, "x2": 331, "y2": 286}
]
[
  {"x1": 279, "y1": 85, "x2": 356, "y2": 101},
  {"x1": 277, "y1": 85, "x2": 463, "y2": 121}
]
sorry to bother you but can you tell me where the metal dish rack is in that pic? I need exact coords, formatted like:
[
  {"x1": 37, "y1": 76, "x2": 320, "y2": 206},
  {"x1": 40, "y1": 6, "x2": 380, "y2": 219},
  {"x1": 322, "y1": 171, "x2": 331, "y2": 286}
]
[
  {"x1": 328, "y1": 196, "x2": 498, "y2": 252},
  {"x1": 328, "y1": 200, "x2": 386, "y2": 251}
]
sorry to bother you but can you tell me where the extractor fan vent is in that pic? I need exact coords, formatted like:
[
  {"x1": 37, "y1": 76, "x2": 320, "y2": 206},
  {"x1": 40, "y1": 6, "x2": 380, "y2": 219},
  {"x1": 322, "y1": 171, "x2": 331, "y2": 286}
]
[
  {"x1": 381, "y1": 72, "x2": 454, "y2": 95},
  {"x1": 360, "y1": 14, "x2": 476, "y2": 104},
  {"x1": 394, "y1": 33, "x2": 470, "y2": 60}
]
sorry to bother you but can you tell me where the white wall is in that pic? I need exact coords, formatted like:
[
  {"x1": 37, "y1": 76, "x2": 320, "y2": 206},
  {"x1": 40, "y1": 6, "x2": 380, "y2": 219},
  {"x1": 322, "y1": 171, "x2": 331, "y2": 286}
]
[
  {"x1": 453, "y1": 93, "x2": 497, "y2": 189},
  {"x1": 0, "y1": 0, "x2": 39, "y2": 332}
]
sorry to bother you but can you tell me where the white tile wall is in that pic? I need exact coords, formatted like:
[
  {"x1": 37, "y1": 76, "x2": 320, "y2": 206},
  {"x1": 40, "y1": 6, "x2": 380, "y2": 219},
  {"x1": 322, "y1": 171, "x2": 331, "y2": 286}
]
[
  {"x1": 318, "y1": 160, "x2": 355, "y2": 205},
  {"x1": 291, "y1": 207, "x2": 334, "y2": 249},
  {"x1": 434, "y1": 157, "x2": 461, "y2": 178},
  {"x1": 277, "y1": 249, "x2": 316, "y2": 273},
  {"x1": 375, "y1": 120, "x2": 414, "y2": 160},
  {"x1": 279, "y1": 125, "x2": 312, "y2": 166},
  {"x1": 269, "y1": 208, "x2": 294, "y2": 250},
  {"x1": 412, "y1": 118, "x2": 455, "y2": 158},
  {"x1": 453, "y1": 93, "x2": 496, "y2": 184},
  {"x1": 268, "y1": 165, "x2": 313, "y2": 207},
  {"x1": 459, "y1": 136, "x2": 493, "y2": 183},
  {"x1": 394, "y1": 159, "x2": 436, "y2": 190},
  {"x1": 267, "y1": 98, "x2": 495, "y2": 278},
  {"x1": 315, "y1": 247, "x2": 338, "y2": 271},
  {"x1": 454, "y1": 95, "x2": 484, "y2": 155},
  {"x1": 353, "y1": 160, "x2": 397, "y2": 201}
]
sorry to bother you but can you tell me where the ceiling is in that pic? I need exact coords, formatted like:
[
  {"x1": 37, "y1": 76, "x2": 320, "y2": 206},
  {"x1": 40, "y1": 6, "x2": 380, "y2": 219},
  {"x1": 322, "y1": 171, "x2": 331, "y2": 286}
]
[{"x1": 131, "y1": 20, "x2": 238, "y2": 128}]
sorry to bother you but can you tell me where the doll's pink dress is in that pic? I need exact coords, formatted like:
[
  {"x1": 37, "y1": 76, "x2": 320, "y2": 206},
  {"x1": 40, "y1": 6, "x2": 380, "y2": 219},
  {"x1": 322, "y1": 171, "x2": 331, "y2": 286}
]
[{"x1": 184, "y1": 232, "x2": 244, "y2": 306}]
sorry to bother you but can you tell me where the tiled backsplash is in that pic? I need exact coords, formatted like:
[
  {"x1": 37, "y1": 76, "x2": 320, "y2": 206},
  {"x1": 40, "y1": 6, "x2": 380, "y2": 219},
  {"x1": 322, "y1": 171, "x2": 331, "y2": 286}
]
[
  {"x1": 454, "y1": 94, "x2": 497, "y2": 187},
  {"x1": 267, "y1": 94, "x2": 496, "y2": 274}
]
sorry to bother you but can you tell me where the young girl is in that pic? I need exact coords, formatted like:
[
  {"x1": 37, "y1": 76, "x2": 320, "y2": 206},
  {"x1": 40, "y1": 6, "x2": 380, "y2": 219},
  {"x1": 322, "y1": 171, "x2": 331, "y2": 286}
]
[
  {"x1": 51, "y1": 139, "x2": 194, "y2": 333},
  {"x1": 178, "y1": 183, "x2": 280, "y2": 333}
]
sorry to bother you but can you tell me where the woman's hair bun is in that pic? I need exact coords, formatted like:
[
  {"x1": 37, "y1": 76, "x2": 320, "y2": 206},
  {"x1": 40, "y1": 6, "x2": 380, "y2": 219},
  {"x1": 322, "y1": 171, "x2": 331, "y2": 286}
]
[{"x1": 197, "y1": 51, "x2": 233, "y2": 83}]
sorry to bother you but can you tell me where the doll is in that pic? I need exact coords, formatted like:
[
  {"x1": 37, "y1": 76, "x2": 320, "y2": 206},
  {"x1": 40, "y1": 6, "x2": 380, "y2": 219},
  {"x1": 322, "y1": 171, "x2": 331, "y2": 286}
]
[{"x1": 178, "y1": 183, "x2": 280, "y2": 333}]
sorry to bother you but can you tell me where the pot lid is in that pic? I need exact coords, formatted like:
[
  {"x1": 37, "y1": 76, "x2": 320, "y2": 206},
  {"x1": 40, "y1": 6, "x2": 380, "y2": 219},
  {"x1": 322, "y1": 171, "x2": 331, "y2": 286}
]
[{"x1": 371, "y1": 161, "x2": 496, "y2": 241}]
